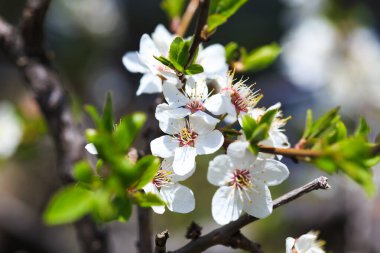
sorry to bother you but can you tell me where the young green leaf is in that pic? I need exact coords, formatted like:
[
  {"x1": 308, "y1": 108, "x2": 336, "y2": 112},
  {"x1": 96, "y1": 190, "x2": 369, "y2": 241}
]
[
  {"x1": 241, "y1": 43, "x2": 282, "y2": 72},
  {"x1": 225, "y1": 42, "x2": 239, "y2": 63},
  {"x1": 154, "y1": 56, "x2": 174, "y2": 68},
  {"x1": 73, "y1": 160, "x2": 94, "y2": 183},
  {"x1": 85, "y1": 105, "x2": 102, "y2": 127},
  {"x1": 134, "y1": 156, "x2": 161, "y2": 189},
  {"x1": 184, "y1": 64, "x2": 204, "y2": 75},
  {"x1": 355, "y1": 117, "x2": 370, "y2": 137},
  {"x1": 208, "y1": 0, "x2": 248, "y2": 32},
  {"x1": 161, "y1": 0, "x2": 186, "y2": 19},
  {"x1": 44, "y1": 185, "x2": 94, "y2": 225},
  {"x1": 169, "y1": 37, "x2": 190, "y2": 71},
  {"x1": 132, "y1": 192, "x2": 165, "y2": 207},
  {"x1": 102, "y1": 93, "x2": 114, "y2": 133}
]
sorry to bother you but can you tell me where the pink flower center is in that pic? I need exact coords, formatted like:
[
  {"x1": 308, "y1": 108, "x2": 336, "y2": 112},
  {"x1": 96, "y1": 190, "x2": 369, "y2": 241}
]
[
  {"x1": 186, "y1": 100, "x2": 205, "y2": 113},
  {"x1": 152, "y1": 170, "x2": 172, "y2": 188},
  {"x1": 230, "y1": 169, "x2": 251, "y2": 190},
  {"x1": 177, "y1": 127, "x2": 198, "y2": 147},
  {"x1": 230, "y1": 89, "x2": 248, "y2": 113}
]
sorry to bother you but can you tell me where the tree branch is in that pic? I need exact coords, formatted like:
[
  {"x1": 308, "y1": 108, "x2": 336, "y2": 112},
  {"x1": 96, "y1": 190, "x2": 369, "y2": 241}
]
[
  {"x1": 137, "y1": 207, "x2": 153, "y2": 253},
  {"x1": 0, "y1": 2, "x2": 108, "y2": 252},
  {"x1": 223, "y1": 231, "x2": 263, "y2": 253},
  {"x1": 176, "y1": 0, "x2": 199, "y2": 37},
  {"x1": 258, "y1": 145, "x2": 323, "y2": 158},
  {"x1": 184, "y1": 0, "x2": 210, "y2": 69},
  {"x1": 169, "y1": 176, "x2": 330, "y2": 253},
  {"x1": 155, "y1": 230, "x2": 170, "y2": 253}
]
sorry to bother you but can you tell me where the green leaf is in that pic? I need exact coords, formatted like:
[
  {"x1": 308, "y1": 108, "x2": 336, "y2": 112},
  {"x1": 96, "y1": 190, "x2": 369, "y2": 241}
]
[
  {"x1": 44, "y1": 185, "x2": 94, "y2": 225},
  {"x1": 161, "y1": 0, "x2": 186, "y2": 18},
  {"x1": 225, "y1": 42, "x2": 239, "y2": 63},
  {"x1": 102, "y1": 93, "x2": 114, "y2": 133},
  {"x1": 113, "y1": 112, "x2": 147, "y2": 152},
  {"x1": 303, "y1": 109, "x2": 313, "y2": 139},
  {"x1": 241, "y1": 115, "x2": 257, "y2": 140},
  {"x1": 259, "y1": 108, "x2": 278, "y2": 126},
  {"x1": 132, "y1": 192, "x2": 165, "y2": 207},
  {"x1": 73, "y1": 160, "x2": 93, "y2": 183},
  {"x1": 169, "y1": 37, "x2": 190, "y2": 71},
  {"x1": 242, "y1": 43, "x2": 282, "y2": 72},
  {"x1": 85, "y1": 105, "x2": 102, "y2": 127},
  {"x1": 184, "y1": 64, "x2": 204, "y2": 75},
  {"x1": 134, "y1": 156, "x2": 161, "y2": 189},
  {"x1": 92, "y1": 189, "x2": 118, "y2": 222},
  {"x1": 208, "y1": 0, "x2": 248, "y2": 31},
  {"x1": 154, "y1": 56, "x2": 173, "y2": 67},
  {"x1": 355, "y1": 117, "x2": 370, "y2": 137}
]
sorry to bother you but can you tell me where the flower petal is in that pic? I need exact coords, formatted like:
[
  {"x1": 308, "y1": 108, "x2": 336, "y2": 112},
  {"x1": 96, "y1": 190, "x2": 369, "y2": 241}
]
[
  {"x1": 271, "y1": 131, "x2": 290, "y2": 149},
  {"x1": 243, "y1": 181, "x2": 273, "y2": 219},
  {"x1": 207, "y1": 154, "x2": 234, "y2": 186},
  {"x1": 143, "y1": 183, "x2": 166, "y2": 214},
  {"x1": 122, "y1": 52, "x2": 147, "y2": 73},
  {"x1": 252, "y1": 159, "x2": 289, "y2": 186},
  {"x1": 85, "y1": 143, "x2": 98, "y2": 155},
  {"x1": 161, "y1": 184, "x2": 195, "y2": 213},
  {"x1": 197, "y1": 44, "x2": 228, "y2": 76},
  {"x1": 173, "y1": 146, "x2": 197, "y2": 176},
  {"x1": 155, "y1": 103, "x2": 190, "y2": 122},
  {"x1": 212, "y1": 186, "x2": 243, "y2": 225},
  {"x1": 163, "y1": 83, "x2": 188, "y2": 107},
  {"x1": 227, "y1": 141, "x2": 257, "y2": 169},
  {"x1": 161, "y1": 157, "x2": 195, "y2": 181},
  {"x1": 152, "y1": 24, "x2": 173, "y2": 56},
  {"x1": 158, "y1": 116, "x2": 186, "y2": 135},
  {"x1": 285, "y1": 237, "x2": 296, "y2": 253},
  {"x1": 139, "y1": 34, "x2": 160, "y2": 61},
  {"x1": 150, "y1": 135, "x2": 178, "y2": 158},
  {"x1": 204, "y1": 94, "x2": 225, "y2": 115},
  {"x1": 136, "y1": 73, "x2": 163, "y2": 95},
  {"x1": 194, "y1": 130, "x2": 224, "y2": 155},
  {"x1": 189, "y1": 111, "x2": 219, "y2": 135},
  {"x1": 185, "y1": 76, "x2": 208, "y2": 100}
]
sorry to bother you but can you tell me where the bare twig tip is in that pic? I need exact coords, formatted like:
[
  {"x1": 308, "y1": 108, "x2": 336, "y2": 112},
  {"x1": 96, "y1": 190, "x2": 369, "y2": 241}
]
[{"x1": 317, "y1": 176, "x2": 331, "y2": 190}]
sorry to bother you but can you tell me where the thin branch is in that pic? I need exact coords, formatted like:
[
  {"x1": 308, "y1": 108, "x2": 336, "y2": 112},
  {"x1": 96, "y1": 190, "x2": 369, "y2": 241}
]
[
  {"x1": 169, "y1": 176, "x2": 331, "y2": 253},
  {"x1": 176, "y1": 0, "x2": 199, "y2": 37},
  {"x1": 223, "y1": 231, "x2": 263, "y2": 253},
  {"x1": 258, "y1": 145, "x2": 323, "y2": 158},
  {"x1": 155, "y1": 230, "x2": 170, "y2": 253},
  {"x1": 137, "y1": 207, "x2": 153, "y2": 253},
  {"x1": 184, "y1": 0, "x2": 210, "y2": 69},
  {"x1": 0, "y1": 2, "x2": 108, "y2": 252}
]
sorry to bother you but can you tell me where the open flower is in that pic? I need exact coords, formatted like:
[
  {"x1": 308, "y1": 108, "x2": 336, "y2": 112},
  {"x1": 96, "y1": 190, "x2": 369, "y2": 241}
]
[
  {"x1": 0, "y1": 102, "x2": 22, "y2": 159},
  {"x1": 151, "y1": 111, "x2": 224, "y2": 176},
  {"x1": 207, "y1": 72, "x2": 262, "y2": 120},
  {"x1": 207, "y1": 141, "x2": 289, "y2": 225},
  {"x1": 122, "y1": 25, "x2": 179, "y2": 95},
  {"x1": 245, "y1": 103, "x2": 290, "y2": 154},
  {"x1": 155, "y1": 76, "x2": 225, "y2": 122},
  {"x1": 286, "y1": 231, "x2": 325, "y2": 253},
  {"x1": 143, "y1": 157, "x2": 195, "y2": 214}
]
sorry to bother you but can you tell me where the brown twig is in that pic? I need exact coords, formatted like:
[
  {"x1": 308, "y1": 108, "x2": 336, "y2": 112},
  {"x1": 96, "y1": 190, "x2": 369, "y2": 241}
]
[
  {"x1": 176, "y1": 0, "x2": 199, "y2": 37},
  {"x1": 258, "y1": 145, "x2": 323, "y2": 158},
  {"x1": 155, "y1": 230, "x2": 170, "y2": 253},
  {"x1": 137, "y1": 207, "x2": 153, "y2": 253},
  {"x1": 184, "y1": 0, "x2": 210, "y2": 69},
  {"x1": 0, "y1": 1, "x2": 108, "y2": 252},
  {"x1": 169, "y1": 176, "x2": 330, "y2": 253}
]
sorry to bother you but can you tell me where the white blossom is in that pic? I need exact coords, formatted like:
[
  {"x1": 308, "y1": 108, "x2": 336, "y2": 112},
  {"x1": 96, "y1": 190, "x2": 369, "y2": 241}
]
[
  {"x1": 0, "y1": 102, "x2": 22, "y2": 159},
  {"x1": 143, "y1": 157, "x2": 195, "y2": 214},
  {"x1": 155, "y1": 76, "x2": 225, "y2": 122},
  {"x1": 85, "y1": 143, "x2": 98, "y2": 155},
  {"x1": 207, "y1": 141, "x2": 289, "y2": 225},
  {"x1": 150, "y1": 111, "x2": 224, "y2": 176},
  {"x1": 207, "y1": 72, "x2": 261, "y2": 120},
  {"x1": 286, "y1": 231, "x2": 325, "y2": 253}
]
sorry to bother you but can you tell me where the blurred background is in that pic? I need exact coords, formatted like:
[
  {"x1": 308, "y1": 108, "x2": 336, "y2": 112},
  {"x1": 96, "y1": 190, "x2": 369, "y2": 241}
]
[{"x1": 1, "y1": 0, "x2": 380, "y2": 252}]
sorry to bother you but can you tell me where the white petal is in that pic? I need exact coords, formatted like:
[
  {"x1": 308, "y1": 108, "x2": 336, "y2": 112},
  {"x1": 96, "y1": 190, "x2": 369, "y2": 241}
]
[
  {"x1": 204, "y1": 94, "x2": 225, "y2": 115},
  {"x1": 212, "y1": 186, "x2": 243, "y2": 225},
  {"x1": 158, "y1": 117, "x2": 186, "y2": 135},
  {"x1": 152, "y1": 24, "x2": 173, "y2": 56},
  {"x1": 139, "y1": 34, "x2": 160, "y2": 60},
  {"x1": 285, "y1": 237, "x2": 296, "y2": 253},
  {"x1": 267, "y1": 102, "x2": 281, "y2": 111},
  {"x1": 143, "y1": 183, "x2": 166, "y2": 214},
  {"x1": 243, "y1": 181, "x2": 273, "y2": 219},
  {"x1": 271, "y1": 131, "x2": 290, "y2": 149},
  {"x1": 173, "y1": 146, "x2": 197, "y2": 176},
  {"x1": 155, "y1": 103, "x2": 190, "y2": 121},
  {"x1": 194, "y1": 130, "x2": 224, "y2": 155},
  {"x1": 252, "y1": 159, "x2": 289, "y2": 186},
  {"x1": 207, "y1": 155, "x2": 234, "y2": 186},
  {"x1": 85, "y1": 143, "x2": 98, "y2": 155},
  {"x1": 136, "y1": 74, "x2": 162, "y2": 95},
  {"x1": 189, "y1": 111, "x2": 219, "y2": 135},
  {"x1": 122, "y1": 52, "x2": 147, "y2": 73},
  {"x1": 150, "y1": 136, "x2": 178, "y2": 158},
  {"x1": 227, "y1": 141, "x2": 257, "y2": 169},
  {"x1": 161, "y1": 184, "x2": 195, "y2": 213},
  {"x1": 162, "y1": 157, "x2": 195, "y2": 181},
  {"x1": 163, "y1": 83, "x2": 188, "y2": 107},
  {"x1": 185, "y1": 76, "x2": 208, "y2": 100},
  {"x1": 295, "y1": 232, "x2": 319, "y2": 252},
  {"x1": 197, "y1": 44, "x2": 228, "y2": 76}
]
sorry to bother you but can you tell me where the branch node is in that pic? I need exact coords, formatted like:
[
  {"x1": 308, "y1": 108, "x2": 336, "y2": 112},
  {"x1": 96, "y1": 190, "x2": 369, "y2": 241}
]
[
  {"x1": 185, "y1": 222, "x2": 202, "y2": 240},
  {"x1": 317, "y1": 176, "x2": 331, "y2": 189}
]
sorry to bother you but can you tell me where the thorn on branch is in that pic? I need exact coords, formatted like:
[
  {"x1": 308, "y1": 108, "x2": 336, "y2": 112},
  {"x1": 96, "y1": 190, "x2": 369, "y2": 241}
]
[
  {"x1": 155, "y1": 230, "x2": 170, "y2": 253},
  {"x1": 185, "y1": 222, "x2": 202, "y2": 240}
]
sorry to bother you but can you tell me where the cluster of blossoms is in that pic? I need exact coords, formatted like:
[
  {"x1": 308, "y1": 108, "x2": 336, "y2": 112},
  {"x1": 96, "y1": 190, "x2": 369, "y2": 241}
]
[
  {"x1": 286, "y1": 231, "x2": 326, "y2": 253},
  {"x1": 122, "y1": 24, "x2": 291, "y2": 224}
]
